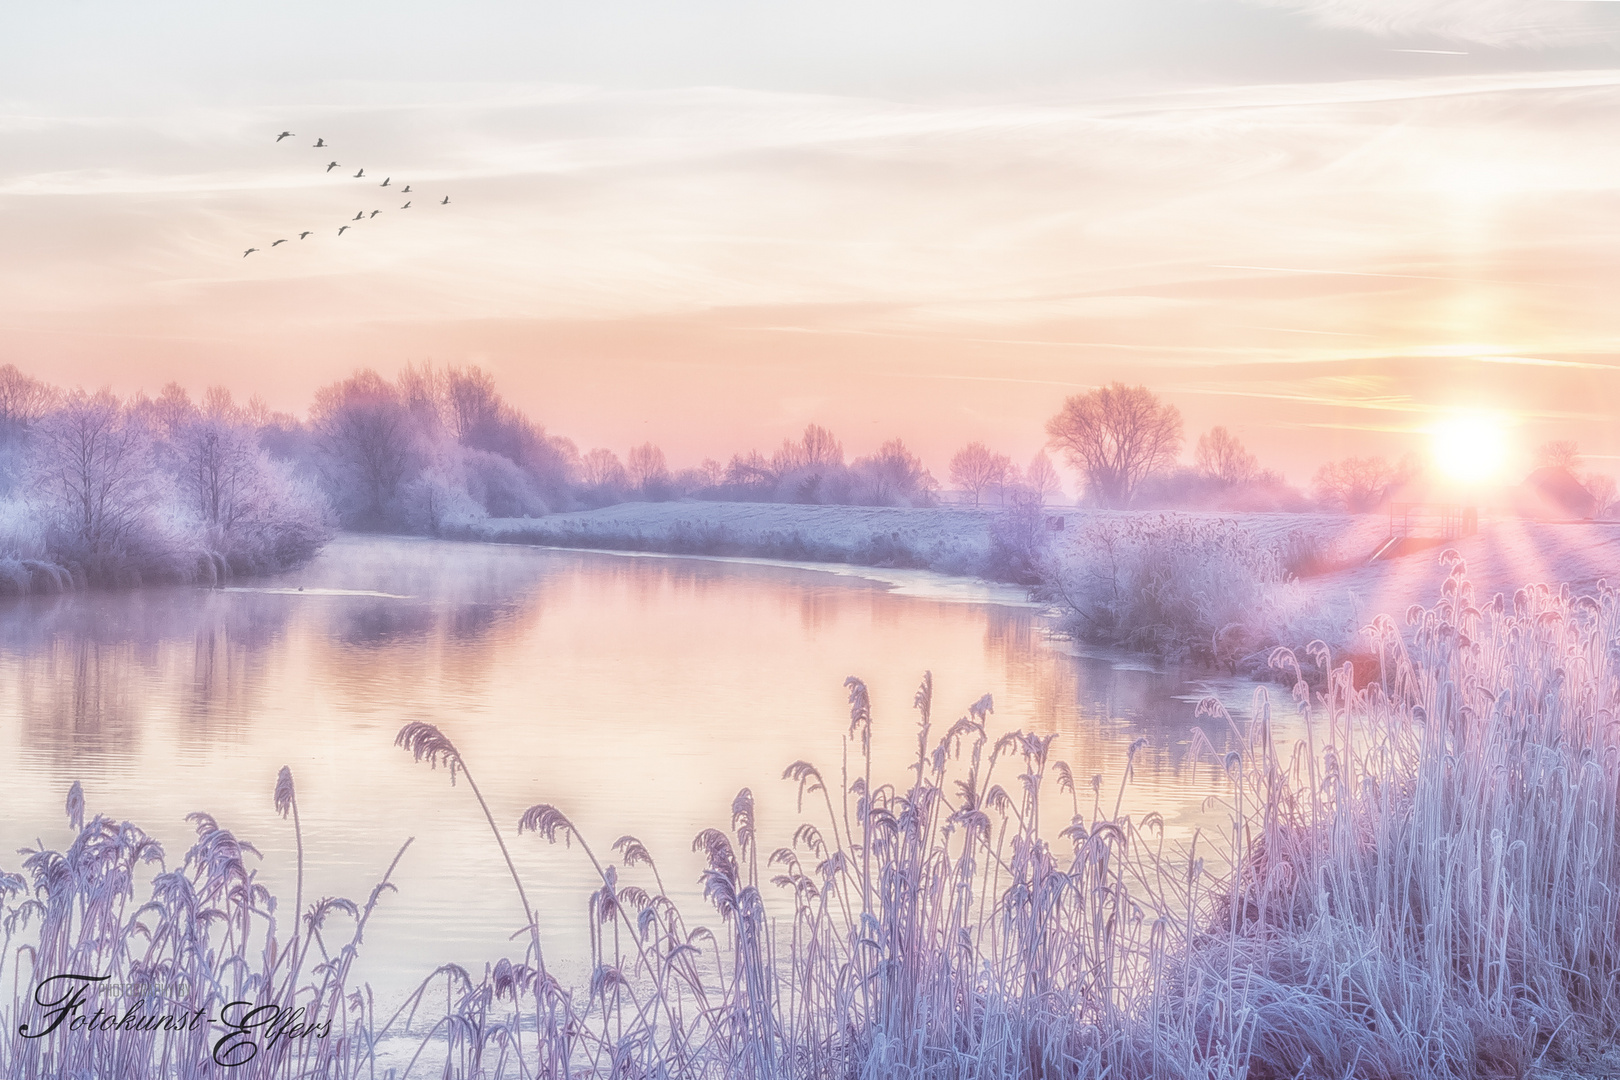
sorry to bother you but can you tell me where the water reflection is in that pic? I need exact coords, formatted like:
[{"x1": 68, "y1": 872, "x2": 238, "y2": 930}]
[{"x1": 0, "y1": 535, "x2": 1240, "y2": 1003}]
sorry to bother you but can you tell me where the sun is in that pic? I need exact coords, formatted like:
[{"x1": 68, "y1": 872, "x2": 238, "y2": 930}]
[{"x1": 1432, "y1": 414, "x2": 1509, "y2": 486}]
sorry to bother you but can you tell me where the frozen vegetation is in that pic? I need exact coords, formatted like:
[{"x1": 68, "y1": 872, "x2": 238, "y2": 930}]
[
  {"x1": 0, "y1": 370, "x2": 331, "y2": 593},
  {"x1": 4, "y1": 561, "x2": 1620, "y2": 1077},
  {"x1": 472, "y1": 502, "x2": 1003, "y2": 576}
]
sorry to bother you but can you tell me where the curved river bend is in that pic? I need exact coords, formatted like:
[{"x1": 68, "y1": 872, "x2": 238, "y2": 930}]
[{"x1": 0, "y1": 535, "x2": 1250, "y2": 1001}]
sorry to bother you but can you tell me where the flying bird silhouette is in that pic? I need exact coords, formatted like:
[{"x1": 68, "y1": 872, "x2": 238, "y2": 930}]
[
  {"x1": 313, "y1": 138, "x2": 326, "y2": 148},
  {"x1": 400, "y1": 201, "x2": 411, "y2": 209},
  {"x1": 271, "y1": 239, "x2": 288, "y2": 246},
  {"x1": 243, "y1": 248, "x2": 258, "y2": 257},
  {"x1": 338, "y1": 226, "x2": 350, "y2": 236},
  {"x1": 380, "y1": 177, "x2": 390, "y2": 187},
  {"x1": 401, "y1": 185, "x2": 411, "y2": 193},
  {"x1": 352, "y1": 212, "x2": 364, "y2": 221},
  {"x1": 326, "y1": 161, "x2": 340, "y2": 172},
  {"x1": 440, "y1": 196, "x2": 450, "y2": 205},
  {"x1": 369, "y1": 209, "x2": 382, "y2": 218},
  {"x1": 353, "y1": 168, "x2": 365, "y2": 178},
  {"x1": 275, "y1": 131, "x2": 294, "y2": 142},
  {"x1": 299, "y1": 231, "x2": 312, "y2": 239}
]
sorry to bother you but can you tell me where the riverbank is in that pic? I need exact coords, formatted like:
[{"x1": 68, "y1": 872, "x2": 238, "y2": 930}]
[
  {"x1": 464, "y1": 501, "x2": 1620, "y2": 682},
  {"x1": 464, "y1": 501, "x2": 1005, "y2": 576}
]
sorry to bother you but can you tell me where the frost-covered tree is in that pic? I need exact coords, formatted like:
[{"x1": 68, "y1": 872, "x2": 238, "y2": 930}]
[
  {"x1": 627, "y1": 443, "x2": 669, "y2": 495},
  {"x1": 310, "y1": 370, "x2": 420, "y2": 528},
  {"x1": 32, "y1": 391, "x2": 156, "y2": 559},
  {"x1": 580, "y1": 448, "x2": 628, "y2": 490},
  {"x1": 949, "y1": 443, "x2": 1011, "y2": 507},
  {"x1": 853, "y1": 439, "x2": 937, "y2": 506},
  {"x1": 0, "y1": 364, "x2": 54, "y2": 439},
  {"x1": 1195, "y1": 426, "x2": 1261, "y2": 486},
  {"x1": 1024, "y1": 451, "x2": 1062, "y2": 505},
  {"x1": 1313, "y1": 455, "x2": 1397, "y2": 513},
  {"x1": 164, "y1": 387, "x2": 331, "y2": 569},
  {"x1": 1046, "y1": 383, "x2": 1182, "y2": 508}
]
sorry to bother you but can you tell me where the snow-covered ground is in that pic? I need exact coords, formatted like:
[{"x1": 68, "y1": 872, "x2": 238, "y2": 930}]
[
  {"x1": 476, "y1": 501, "x2": 1003, "y2": 574},
  {"x1": 476, "y1": 501, "x2": 1620, "y2": 638},
  {"x1": 1312, "y1": 517, "x2": 1620, "y2": 615}
]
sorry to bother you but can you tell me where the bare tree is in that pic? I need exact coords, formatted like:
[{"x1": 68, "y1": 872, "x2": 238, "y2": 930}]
[
  {"x1": 853, "y1": 439, "x2": 937, "y2": 506},
  {"x1": 31, "y1": 390, "x2": 157, "y2": 567},
  {"x1": 442, "y1": 366, "x2": 505, "y2": 446},
  {"x1": 1583, "y1": 472, "x2": 1616, "y2": 519},
  {"x1": 626, "y1": 443, "x2": 669, "y2": 493},
  {"x1": 580, "y1": 448, "x2": 628, "y2": 489},
  {"x1": 1045, "y1": 383, "x2": 1182, "y2": 508},
  {"x1": 1313, "y1": 455, "x2": 1397, "y2": 512},
  {"x1": 396, "y1": 363, "x2": 445, "y2": 432},
  {"x1": 774, "y1": 424, "x2": 843, "y2": 472},
  {"x1": 146, "y1": 382, "x2": 197, "y2": 436},
  {"x1": 1195, "y1": 426, "x2": 1261, "y2": 486},
  {"x1": 1536, "y1": 440, "x2": 1581, "y2": 470},
  {"x1": 0, "y1": 364, "x2": 55, "y2": 436},
  {"x1": 949, "y1": 442, "x2": 1010, "y2": 507},
  {"x1": 724, "y1": 450, "x2": 775, "y2": 490},
  {"x1": 173, "y1": 389, "x2": 257, "y2": 534},
  {"x1": 1024, "y1": 451, "x2": 1062, "y2": 505}
]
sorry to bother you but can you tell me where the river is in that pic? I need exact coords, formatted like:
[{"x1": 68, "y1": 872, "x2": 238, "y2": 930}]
[{"x1": 0, "y1": 535, "x2": 1256, "y2": 1002}]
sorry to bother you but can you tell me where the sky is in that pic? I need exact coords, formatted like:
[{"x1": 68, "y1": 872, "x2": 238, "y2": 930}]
[{"x1": 3, "y1": 0, "x2": 1620, "y2": 484}]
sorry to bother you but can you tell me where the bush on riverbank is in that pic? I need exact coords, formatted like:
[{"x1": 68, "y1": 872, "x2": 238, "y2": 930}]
[
  {"x1": 1038, "y1": 514, "x2": 1355, "y2": 671},
  {"x1": 5, "y1": 564, "x2": 1614, "y2": 1078}
]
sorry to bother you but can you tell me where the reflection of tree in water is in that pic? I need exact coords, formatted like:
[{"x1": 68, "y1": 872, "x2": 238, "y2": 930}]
[
  {"x1": 796, "y1": 585, "x2": 847, "y2": 634},
  {"x1": 332, "y1": 600, "x2": 440, "y2": 648},
  {"x1": 1, "y1": 541, "x2": 557, "y2": 762},
  {"x1": 309, "y1": 544, "x2": 555, "y2": 704},
  {"x1": 978, "y1": 606, "x2": 1232, "y2": 780},
  {"x1": 2, "y1": 589, "x2": 296, "y2": 762}
]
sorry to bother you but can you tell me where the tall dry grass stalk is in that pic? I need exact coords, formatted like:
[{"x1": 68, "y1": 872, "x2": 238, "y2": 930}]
[
  {"x1": 3, "y1": 554, "x2": 1618, "y2": 1077},
  {"x1": 0, "y1": 771, "x2": 410, "y2": 1079}
]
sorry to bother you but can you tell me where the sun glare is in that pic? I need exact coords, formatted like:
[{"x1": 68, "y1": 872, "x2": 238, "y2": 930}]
[{"x1": 1431, "y1": 414, "x2": 1509, "y2": 486}]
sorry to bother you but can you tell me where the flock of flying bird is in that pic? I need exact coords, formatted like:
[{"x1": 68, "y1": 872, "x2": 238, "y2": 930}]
[{"x1": 242, "y1": 130, "x2": 451, "y2": 257}]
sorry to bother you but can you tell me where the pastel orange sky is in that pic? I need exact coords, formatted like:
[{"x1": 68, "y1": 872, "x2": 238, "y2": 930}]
[{"x1": 4, "y1": 0, "x2": 1619, "y2": 484}]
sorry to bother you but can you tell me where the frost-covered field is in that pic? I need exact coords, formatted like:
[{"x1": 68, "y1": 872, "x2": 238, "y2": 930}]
[
  {"x1": 474, "y1": 501, "x2": 1004, "y2": 574},
  {"x1": 1320, "y1": 518, "x2": 1620, "y2": 608}
]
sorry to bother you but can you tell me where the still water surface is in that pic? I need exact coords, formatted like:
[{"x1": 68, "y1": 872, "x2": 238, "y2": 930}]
[{"x1": 0, "y1": 536, "x2": 1254, "y2": 1001}]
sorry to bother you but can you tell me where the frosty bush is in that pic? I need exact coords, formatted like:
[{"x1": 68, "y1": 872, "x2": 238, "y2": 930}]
[
  {"x1": 1042, "y1": 514, "x2": 1345, "y2": 666},
  {"x1": 0, "y1": 381, "x2": 334, "y2": 591}
]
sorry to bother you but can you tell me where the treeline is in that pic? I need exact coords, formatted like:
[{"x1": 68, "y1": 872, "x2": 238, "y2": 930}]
[
  {"x1": 1041, "y1": 381, "x2": 1618, "y2": 514},
  {"x1": 0, "y1": 367, "x2": 331, "y2": 591},
  {"x1": 584, "y1": 424, "x2": 939, "y2": 508},
  {"x1": 0, "y1": 363, "x2": 965, "y2": 592}
]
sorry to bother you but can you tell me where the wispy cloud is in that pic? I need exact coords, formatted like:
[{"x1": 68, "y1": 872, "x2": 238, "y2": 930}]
[
  {"x1": 4, "y1": 68, "x2": 1619, "y2": 471},
  {"x1": 1245, "y1": 0, "x2": 1618, "y2": 47}
]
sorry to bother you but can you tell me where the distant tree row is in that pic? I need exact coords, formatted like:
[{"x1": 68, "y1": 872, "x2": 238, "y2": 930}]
[
  {"x1": 6, "y1": 357, "x2": 1610, "y2": 593},
  {"x1": 947, "y1": 445, "x2": 1062, "y2": 507},
  {"x1": 1040, "y1": 382, "x2": 1301, "y2": 511},
  {"x1": 1039, "y1": 380, "x2": 1616, "y2": 516}
]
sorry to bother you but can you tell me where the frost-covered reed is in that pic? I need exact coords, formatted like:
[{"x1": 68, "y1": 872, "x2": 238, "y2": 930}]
[
  {"x1": 4, "y1": 554, "x2": 1618, "y2": 1077},
  {"x1": 0, "y1": 772, "x2": 405, "y2": 1079}
]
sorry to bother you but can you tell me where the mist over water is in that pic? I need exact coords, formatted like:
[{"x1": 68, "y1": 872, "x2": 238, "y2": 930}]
[{"x1": 0, "y1": 535, "x2": 1242, "y2": 1003}]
